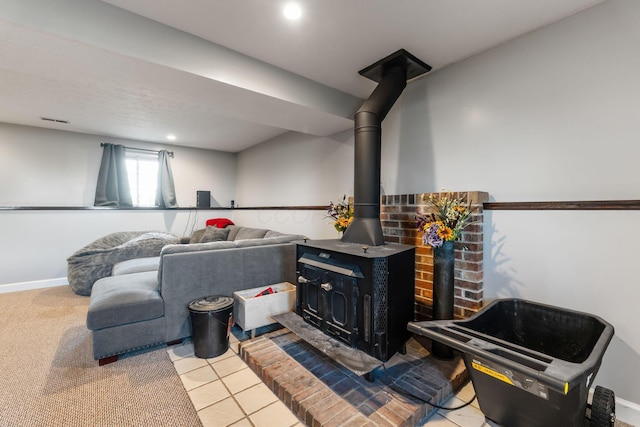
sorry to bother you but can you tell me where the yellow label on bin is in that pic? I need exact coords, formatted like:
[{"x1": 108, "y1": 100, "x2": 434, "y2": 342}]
[{"x1": 472, "y1": 361, "x2": 514, "y2": 386}]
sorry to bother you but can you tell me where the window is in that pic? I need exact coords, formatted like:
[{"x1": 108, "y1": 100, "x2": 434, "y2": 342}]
[{"x1": 125, "y1": 152, "x2": 159, "y2": 207}]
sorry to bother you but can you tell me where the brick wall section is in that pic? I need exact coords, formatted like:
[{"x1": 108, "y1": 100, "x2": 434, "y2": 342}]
[{"x1": 380, "y1": 191, "x2": 489, "y2": 321}]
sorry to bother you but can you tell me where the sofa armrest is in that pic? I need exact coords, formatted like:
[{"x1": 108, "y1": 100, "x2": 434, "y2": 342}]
[{"x1": 160, "y1": 243, "x2": 297, "y2": 342}]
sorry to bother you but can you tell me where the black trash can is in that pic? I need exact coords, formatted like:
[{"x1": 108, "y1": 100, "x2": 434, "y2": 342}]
[
  {"x1": 188, "y1": 296, "x2": 234, "y2": 359},
  {"x1": 408, "y1": 299, "x2": 614, "y2": 427}
]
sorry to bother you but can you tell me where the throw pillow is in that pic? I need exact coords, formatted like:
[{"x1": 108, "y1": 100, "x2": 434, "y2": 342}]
[
  {"x1": 189, "y1": 228, "x2": 206, "y2": 244},
  {"x1": 199, "y1": 226, "x2": 231, "y2": 243},
  {"x1": 234, "y1": 227, "x2": 268, "y2": 240}
]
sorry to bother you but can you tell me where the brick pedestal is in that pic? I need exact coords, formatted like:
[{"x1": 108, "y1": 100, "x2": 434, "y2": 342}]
[
  {"x1": 380, "y1": 191, "x2": 489, "y2": 320},
  {"x1": 240, "y1": 329, "x2": 468, "y2": 427}
]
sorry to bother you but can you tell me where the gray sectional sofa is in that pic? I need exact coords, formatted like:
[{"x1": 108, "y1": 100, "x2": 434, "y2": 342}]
[{"x1": 85, "y1": 225, "x2": 305, "y2": 365}]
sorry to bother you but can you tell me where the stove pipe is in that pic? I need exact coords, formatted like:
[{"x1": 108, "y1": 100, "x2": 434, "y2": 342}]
[{"x1": 341, "y1": 50, "x2": 431, "y2": 246}]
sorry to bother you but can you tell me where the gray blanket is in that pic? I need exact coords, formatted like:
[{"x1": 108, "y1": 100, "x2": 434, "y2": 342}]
[{"x1": 67, "y1": 231, "x2": 179, "y2": 296}]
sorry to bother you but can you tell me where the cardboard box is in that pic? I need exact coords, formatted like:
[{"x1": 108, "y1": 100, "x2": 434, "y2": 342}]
[{"x1": 233, "y1": 282, "x2": 296, "y2": 334}]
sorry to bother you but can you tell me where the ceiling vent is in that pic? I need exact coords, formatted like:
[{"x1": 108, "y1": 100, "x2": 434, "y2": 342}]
[{"x1": 40, "y1": 117, "x2": 69, "y2": 124}]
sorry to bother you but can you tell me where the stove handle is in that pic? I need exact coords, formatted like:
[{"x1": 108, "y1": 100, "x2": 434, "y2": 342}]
[{"x1": 298, "y1": 276, "x2": 332, "y2": 291}]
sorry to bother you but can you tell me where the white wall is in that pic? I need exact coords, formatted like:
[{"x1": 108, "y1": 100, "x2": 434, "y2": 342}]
[
  {"x1": 0, "y1": 208, "x2": 228, "y2": 287},
  {"x1": 236, "y1": 0, "x2": 640, "y2": 404},
  {"x1": 381, "y1": 0, "x2": 640, "y2": 202},
  {"x1": 234, "y1": 130, "x2": 354, "y2": 239},
  {"x1": 0, "y1": 123, "x2": 236, "y2": 286},
  {"x1": 383, "y1": 0, "x2": 640, "y2": 403},
  {"x1": 0, "y1": 123, "x2": 236, "y2": 207}
]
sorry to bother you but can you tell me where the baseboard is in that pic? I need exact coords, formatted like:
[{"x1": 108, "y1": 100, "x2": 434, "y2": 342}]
[
  {"x1": 616, "y1": 396, "x2": 640, "y2": 426},
  {"x1": 590, "y1": 387, "x2": 640, "y2": 426},
  {"x1": 0, "y1": 277, "x2": 68, "y2": 294}
]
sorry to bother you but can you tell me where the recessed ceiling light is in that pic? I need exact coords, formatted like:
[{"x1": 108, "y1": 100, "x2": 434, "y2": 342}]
[
  {"x1": 283, "y1": 3, "x2": 302, "y2": 20},
  {"x1": 166, "y1": 134, "x2": 176, "y2": 141}
]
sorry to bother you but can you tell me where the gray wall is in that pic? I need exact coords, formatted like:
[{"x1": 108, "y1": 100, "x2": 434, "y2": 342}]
[
  {"x1": 235, "y1": 0, "x2": 640, "y2": 404},
  {"x1": 0, "y1": 122, "x2": 236, "y2": 286},
  {"x1": 233, "y1": 129, "x2": 354, "y2": 239}
]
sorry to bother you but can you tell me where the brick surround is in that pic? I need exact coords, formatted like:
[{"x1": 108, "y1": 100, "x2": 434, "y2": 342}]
[
  {"x1": 240, "y1": 328, "x2": 468, "y2": 427},
  {"x1": 380, "y1": 192, "x2": 489, "y2": 321}
]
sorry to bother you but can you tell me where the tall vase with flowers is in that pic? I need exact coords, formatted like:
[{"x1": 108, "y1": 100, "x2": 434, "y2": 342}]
[
  {"x1": 327, "y1": 195, "x2": 354, "y2": 235},
  {"x1": 416, "y1": 191, "x2": 472, "y2": 359}
]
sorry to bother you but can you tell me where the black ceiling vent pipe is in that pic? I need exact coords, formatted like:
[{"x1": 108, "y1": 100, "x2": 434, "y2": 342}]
[{"x1": 341, "y1": 49, "x2": 431, "y2": 246}]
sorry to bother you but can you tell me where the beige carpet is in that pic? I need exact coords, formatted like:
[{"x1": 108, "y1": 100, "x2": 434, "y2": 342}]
[{"x1": 0, "y1": 286, "x2": 201, "y2": 427}]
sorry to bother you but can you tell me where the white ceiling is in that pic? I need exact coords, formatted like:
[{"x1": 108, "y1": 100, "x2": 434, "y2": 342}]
[{"x1": 0, "y1": 0, "x2": 607, "y2": 152}]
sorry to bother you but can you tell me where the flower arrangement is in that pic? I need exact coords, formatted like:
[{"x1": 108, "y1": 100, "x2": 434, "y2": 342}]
[
  {"x1": 416, "y1": 191, "x2": 471, "y2": 248},
  {"x1": 327, "y1": 195, "x2": 354, "y2": 233}
]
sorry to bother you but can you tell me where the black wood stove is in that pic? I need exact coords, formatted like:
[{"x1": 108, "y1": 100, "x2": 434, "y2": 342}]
[
  {"x1": 296, "y1": 240, "x2": 415, "y2": 362},
  {"x1": 293, "y1": 50, "x2": 429, "y2": 364}
]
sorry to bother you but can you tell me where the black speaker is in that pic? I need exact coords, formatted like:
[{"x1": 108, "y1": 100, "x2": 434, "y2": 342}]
[{"x1": 196, "y1": 191, "x2": 210, "y2": 208}]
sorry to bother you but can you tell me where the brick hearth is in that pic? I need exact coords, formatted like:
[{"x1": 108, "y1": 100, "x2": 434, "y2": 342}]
[{"x1": 239, "y1": 328, "x2": 468, "y2": 427}]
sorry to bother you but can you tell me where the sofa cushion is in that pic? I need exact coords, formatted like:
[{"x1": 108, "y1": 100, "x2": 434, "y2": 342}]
[
  {"x1": 157, "y1": 241, "x2": 238, "y2": 284},
  {"x1": 199, "y1": 226, "x2": 230, "y2": 243},
  {"x1": 188, "y1": 228, "x2": 207, "y2": 244},
  {"x1": 264, "y1": 230, "x2": 307, "y2": 241},
  {"x1": 160, "y1": 240, "x2": 237, "y2": 256},
  {"x1": 112, "y1": 256, "x2": 160, "y2": 276},
  {"x1": 225, "y1": 225, "x2": 241, "y2": 241},
  {"x1": 233, "y1": 235, "x2": 305, "y2": 248},
  {"x1": 233, "y1": 227, "x2": 269, "y2": 240},
  {"x1": 87, "y1": 271, "x2": 163, "y2": 330},
  {"x1": 264, "y1": 230, "x2": 285, "y2": 238}
]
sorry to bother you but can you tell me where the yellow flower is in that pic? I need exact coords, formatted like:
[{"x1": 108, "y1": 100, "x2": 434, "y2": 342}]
[
  {"x1": 338, "y1": 218, "x2": 351, "y2": 227},
  {"x1": 437, "y1": 226, "x2": 453, "y2": 240}
]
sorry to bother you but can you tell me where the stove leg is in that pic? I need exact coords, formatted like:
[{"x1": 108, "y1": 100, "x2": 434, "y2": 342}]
[
  {"x1": 98, "y1": 355, "x2": 118, "y2": 366},
  {"x1": 399, "y1": 343, "x2": 407, "y2": 355},
  {"x1": 363, "y1": 371, "x2": 375, "y2": 382}
]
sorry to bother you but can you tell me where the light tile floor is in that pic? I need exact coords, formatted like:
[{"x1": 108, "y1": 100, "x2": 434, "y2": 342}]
[{"x1": 167, "y1": 333, "x2": 500, "y2": 427}]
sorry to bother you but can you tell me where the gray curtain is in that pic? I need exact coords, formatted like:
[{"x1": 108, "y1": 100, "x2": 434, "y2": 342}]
[
  {"x1": 94, "y1": 144, "x2": 132, "y2": 207},
  {"x1": 156, "y1": 150, "x2": 178, "y2": 208}
]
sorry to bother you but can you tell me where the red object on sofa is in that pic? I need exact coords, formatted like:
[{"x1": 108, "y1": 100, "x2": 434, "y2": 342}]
[{"x1": 205, "y1": 218, "x2": 235, "y2": 228}]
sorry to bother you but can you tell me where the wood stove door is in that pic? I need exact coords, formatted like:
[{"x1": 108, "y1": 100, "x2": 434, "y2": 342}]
[
  {"x1": 298, "y1": 265, "x2": 359, "y2": 348},
  {"x1": 298, "y1": 264, "x2": 326, "y2": 329},
  {"x1": 323, "y1": 272, "x2": 358, "y2": 347}
]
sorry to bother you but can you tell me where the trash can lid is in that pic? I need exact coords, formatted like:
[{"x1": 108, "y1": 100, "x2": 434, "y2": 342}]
[{"x1": 188, "y1": 296, "x2": 234, "y2": 312}]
